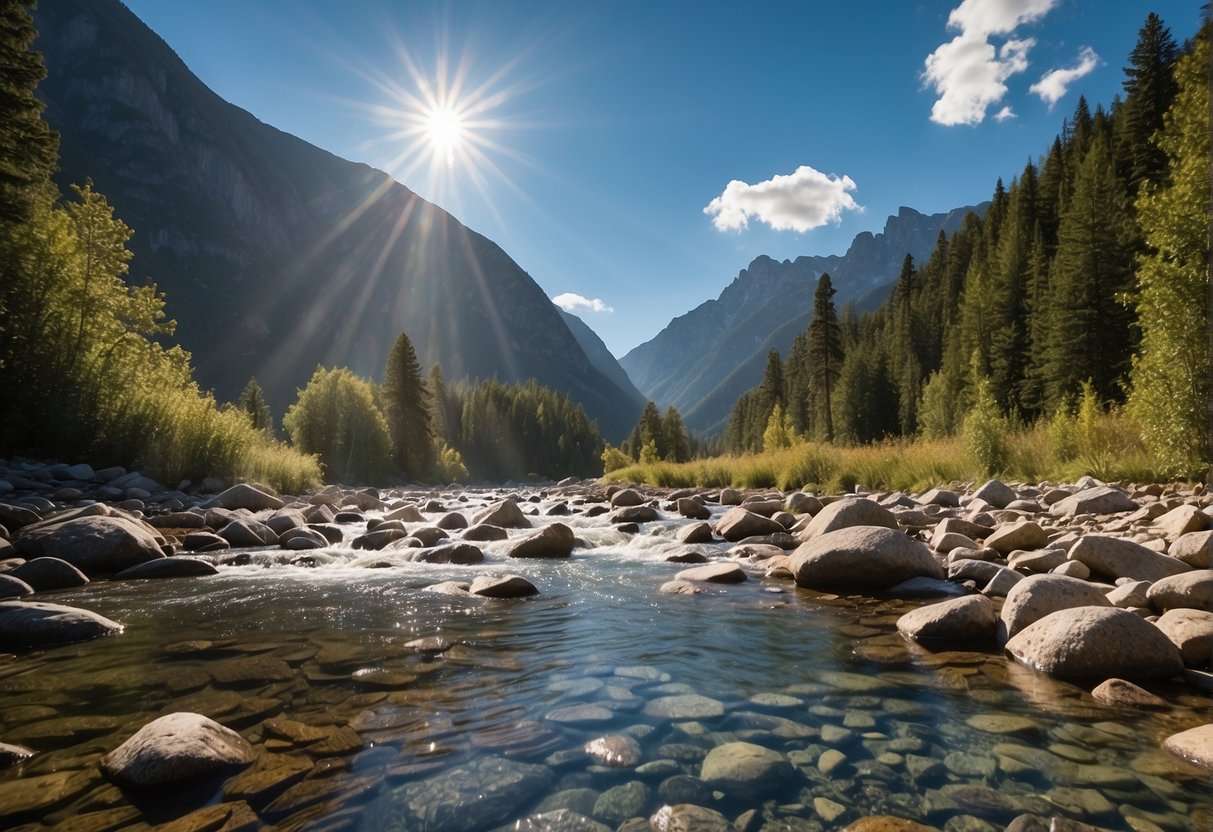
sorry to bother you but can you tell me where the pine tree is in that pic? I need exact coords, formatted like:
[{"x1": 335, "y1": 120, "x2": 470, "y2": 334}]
[
  {"x1": 238, "y1": 378, "x2": 273, "y2": 433},
  {"x1": 1041, "y1": 139, "x2": 1135, "y2": 408},
  {"x1": 0, "y1": 0, "x2": 58, "y2": 226},
  {"x1": 1119, "y1": 12, "x2": 1179, "y2": 193},
  {"x1": 758, "y1": 350, "x2": 785, "y2": 411},
  {"x1": 807, "y1": 274, "x2": 843, "y2": 441},
  {"x1": 1128, "y1": 29, "x2": 1210, "y2": 474},
  {"x1": 382, "y1": 330, "x2": 434, "y2": 479},
  {"x1": 661, "y1": 406, "x2": 690, "y2": 462}
]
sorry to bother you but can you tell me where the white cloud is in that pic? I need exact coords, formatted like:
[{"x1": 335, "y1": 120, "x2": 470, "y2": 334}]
[
  {"x1": 1030, "y1": 46, "x2": 1101, "y2": 108},
  {"x1": 552, "y1": 293, "x2": 613, "y2": 314},
  {"x1": 922, "y1": 0, "x2": 1058, "y2": 126},
  {"x1": 703, "y1": 165, "x2": 861, "y2": 233},
  {"x1": 994, "y1": 105, "x2": 1016, "y2": 121}
]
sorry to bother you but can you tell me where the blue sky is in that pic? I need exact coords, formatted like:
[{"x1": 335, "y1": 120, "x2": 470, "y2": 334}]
[{"x1": 121, "y1": 0, "x2": 1200, "y2": 358}]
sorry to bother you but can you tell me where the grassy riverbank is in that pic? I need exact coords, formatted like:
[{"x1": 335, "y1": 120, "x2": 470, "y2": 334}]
[{"x1": 603, "y1": 413, "x2": 1178, "y2": 493}]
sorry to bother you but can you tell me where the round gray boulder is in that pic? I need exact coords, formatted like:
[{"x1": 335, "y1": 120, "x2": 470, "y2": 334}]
[
  {"x1": 998, "y1": 573, "x2": 1111, "y2": 642},
  {"x1": 15, "y1": 515, "x2": 165, "y2": 577},
  {"x1": 1146, "y1": 569, "x2": 1213, "y2": 612},
  {"x1": 897, "y1": 594, "x2": 996, "y2": 643},
  {"x1": 797, "y1": 499, "x2": 897, "y2": 541},
  {"x1": 790, "y1": 526, "x2": 943, "y2": 591},
  {"x1": 0, "y1": 600, "x2": 122, "y2": 648},
  {"x1": 699, "y1": 741, "x2": 795, "y2": 801},
  {"x1": 102, "y1": 712, "x2": 254, "y2": 787},
  {"x1": 1004, "y1": 606, "x2": 1184, "y2": 680},
  {"x1": 507, "y1": 523, "x2": 575, "y2": 558},
  {"x1": 10, "y1": 557, "x2": 89, "y2": 591}
]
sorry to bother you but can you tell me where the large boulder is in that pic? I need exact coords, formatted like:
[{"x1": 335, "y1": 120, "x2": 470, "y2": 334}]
[
  {"x1": 983, "y1": 522, "x2": 1048, "y2": 555},
  {"x1": 797, "y1": 499, "x2": 897, "y2": 541},
  {"x1": 714, "y1": 508, "x2": 784, "y2": 542},
  {"x1": 1068, "y1": 535, "x2": 1191, "y2": 582},
  {"x1": 675, "y1": 562, "x2": 746, "y2": 584},
  {"x1": 896, "y1": 595, "x2": 996, "y2": 643},
  {"x1": 473, "y1": 500, "x2": 531, "y2": 529},
  {"x1": 507, "y1": 523, "x2": 575, "y2": 558},
  {"x1": 972, "y1": 480, "x2": 1017, "y2": 509},
  {"x1": 113, "y1": 557, "x2": 219, "y2": 580},
  {"x1": 1049, "y1": 486, "x2": 1138, "y2": 517},
  {"x1": 211, "y1": 484, "x2": 283, "y2": 512},
  {"x1": 1004, "y1": 606, "x2": 1184, "y2": 680},
  {"x1": 789, "y1": 526, "x2": 943, "y2": 591},
  {"x1": 0, "y1": 574, "x2": 32, "y2": 599},
  {"x1": 699, "y1": 742, "x2": 795, "y2": 801},
  {"x1": 1146, "y1": 570, "x2": 1213, "y2": 612},
  {"x1": 102, "y1": 712, "x2": 255, "y2": 787},
  {"x1": 1153, "y1": 608, "x2": 1213, "y2": 667},
  {"x1": 1170, "y1": 530, "x2": 1213, "y2": 568},
  {"x1": 1162, "y1": 723, "x2": 1213, "y2": 770},
  {"x1": 1154, "y1": 504, "x2": 1211, "y2": 540},
  {"x1": 998, "y1": 573, "x2": 1111, "y2": 642},
  {"x1": 9, "y1": 557, "x2": 88, "y2": 592},
  {"x1": 219, "y1": 519, "x2": 278, "y2": 548},
  {"x1": 469, "y1": 574, "x2": 538, "y2": 598},
  {"x1": 14, "y1": 515, "x2": 165, "y2": 577},
  {"x1": 405, "y1": 543, "x2": 484, "y2": 564}
]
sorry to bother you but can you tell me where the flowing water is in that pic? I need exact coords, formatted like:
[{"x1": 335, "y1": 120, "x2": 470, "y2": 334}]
[{"x1": 0, "y1": 490, "x2": 1210, "y2": 831}]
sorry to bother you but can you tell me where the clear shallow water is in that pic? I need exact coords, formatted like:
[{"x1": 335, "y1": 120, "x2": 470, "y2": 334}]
[{"x1": 0, "y1": 494, "x2": 1210, "y2": 831}]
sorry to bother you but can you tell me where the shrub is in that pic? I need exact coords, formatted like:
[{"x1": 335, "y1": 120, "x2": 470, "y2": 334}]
[
  {"x1": 601, "y1": 443, "x2": 632, "y2": 473},
  {"x1": 283, "y1": 366, "x2": 394, "y2": 483},
  {"x1": 962, "y1": 375, "x2": 1010, "y2": 476}
]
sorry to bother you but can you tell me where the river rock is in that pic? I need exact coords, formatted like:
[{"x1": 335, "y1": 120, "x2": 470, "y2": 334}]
[
  {"x1": 406, "y1": 543, "x2": 484, "y2": 564},
  {"x1": 714, "y1": 507, "x2": 784, "y2": 542},
  {"x1": 611, "y1": 505, "x2": 659, "y2": 523},
  {"x1": 464, "y1": 524, "x2": 509, "y2": 542},
  {"x1": 0, "y1": 574, "x2": 32, "y2": 599},
  {"x1": 393, "y1": 756, "x2": 555, "y2": 832},
  {"x1": 1067, "y1": 535, "x2": 1190, "y2": 582},
  {"x1": 1170, "y1": 530, "x2": 1213, "y2": 568},
  {"x1": 114, "y1": 556, "x2": 218, "y2": 580},
  {"x1": 0, "y1": 600, "x2": 122, "y2": 648},
  {"x1": 585, "y1": 734, "x2": 641, "y2": 768},
  {"x1": 1153, "y1": 608, "x2": 1213, "y2": 666},
  {"x1": 675, "y1": 522, "x2": 713, "y2": 545},
  {"x1": 1090, "y1": 678, "x2": 1167, "y2": 709},
  {"x1": 897, "y1": 595, "x2": 995, "y2": 643},
  {"x1": 470, "y1": 574, "x2": 539, "y2": 598},
  {"x1": 495, "y1": 810, "x2": 611, "y2": 832},
  {"x1": 436, "y1": 512, "x2": 468, "y2": 530},
  {"x1": 212, "y1": 483, "x2": 283, "y2": 512},
  {"x1": 649, "y1": 804, "x2": 732, "y2": 832},
  {"x1": 797, "y1": 498, "x2": 898, "y2": 540},
  {"x1": 675, "y1": 562, "x2": 745, "y2": 584},
  {"x1": 659, "y1": 579, "x2": 706, "y2": 595},
  {"x1": 1154, "y1": 504, "x2": 1210, "y2": 540},
  {"x1": 384, "y1": 504, "x2": 425, "y2": 523},
  {"x1": 998, "y1": 573, "x2": 1111, "y2": 641},
  {"x1": 644, "y1": 694, "x2": 724, "y2": 720},
  {"x1": 219, "y1": 518, "x2": 278, "y2": 548},
  {"x1": 1050, "y1": 486, "x2": 1138, "y2": 517},
  {"x1": 508, "y1": 523, "x2": 575, "y2": 558},
  {"x1": 610, "y1": 488, "x2": 645, "y2": 507},
  {"x1": 281, "y1": 528, "x2": 329, "y2": 550},
  {"x1": 593, "y1": 781, "x2": 649, "y2": 826},
  {"x1": 1105, "y1": 580, "x2": 1151, "y2": 608},
  {"x1": 1162, "y1": 723, "x2": 1213, "y2": 770},
  {"x1": 699, "y1": 741, "x2": 794, "y2": 801},
  {"x1": 1004, "y1": 606, "x2": 1184, "y2": 679},
  {"x1": 0, "y1": 742, "x2": 34, "y2": 768},
  {"x1": 102, "y1": 712, "x2": 254, "y2": 787},
  {"x1": 790, "y1": 526, "x2": 944, "y2": 590},
  {"x1": 841, "y1": 818, "x2": 939, "y2": 832},
  {"x1": 14, "y1": 515, "x2": 164, "y2": 576},
  {"x1": 676, "y1": 499, "x2": 710, "y2": 521},
  {"x1": 474, "y1": 500, "x2": 531, "y2": 529},
  {"x1": 983, "y1": 521, "x2": 1048, "y2": 554},
  {"x1": 973, "y1": 480, "x2": 1017, "y2": 509},
  {"x1": 352, "y1": 528, "x2": 408, "y2": 550},
  {"x1": 1146, "y1": 570, "x2": 1213, "y2": 611}
]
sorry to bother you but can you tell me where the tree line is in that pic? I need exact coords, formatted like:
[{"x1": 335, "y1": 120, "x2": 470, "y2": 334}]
[{"x1": 724, "y1": 12, "x2": 1210, "y2": 477}]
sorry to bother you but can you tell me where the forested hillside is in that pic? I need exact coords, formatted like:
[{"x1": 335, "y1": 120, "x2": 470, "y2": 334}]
[{"x1": 724, "y1": 12, "x2": 1210, "y2": 477}]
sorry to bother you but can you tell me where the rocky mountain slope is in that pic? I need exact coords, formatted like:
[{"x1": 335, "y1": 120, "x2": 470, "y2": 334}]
[
  {"x1": 558, "y1": 309, "x2": 647, "y2": 413},
  {"x1": 620, "y1": 205, "x2": 983, "y2": 434},
  {"x1": 33, "y1": 0, "x2": 642, "y2": 441}
]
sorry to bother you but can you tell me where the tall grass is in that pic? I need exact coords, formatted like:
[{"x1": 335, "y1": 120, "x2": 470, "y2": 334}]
[{"x1": 604, "y1": 410, "x2": 1182, "y2": 492}]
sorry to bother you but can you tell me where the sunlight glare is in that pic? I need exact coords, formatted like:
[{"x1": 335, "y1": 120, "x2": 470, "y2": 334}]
[{"x1": 425, "y1": 105, "x2": 465, "y2": 165}]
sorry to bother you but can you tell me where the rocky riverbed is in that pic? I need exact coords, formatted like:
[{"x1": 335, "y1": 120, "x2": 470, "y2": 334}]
[{"x1": 0, "y1": 458, "x2": 1210, "y2": 831}]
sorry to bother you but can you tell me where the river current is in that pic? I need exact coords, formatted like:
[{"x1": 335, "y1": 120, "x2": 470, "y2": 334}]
[{"x1": 0, "y1": 488, "x2": 1209, "y2": 831}]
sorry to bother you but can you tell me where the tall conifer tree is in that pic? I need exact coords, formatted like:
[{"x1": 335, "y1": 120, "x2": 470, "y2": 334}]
[
  {"x1": 382, "y1": 330, "x2": 434, "y2": 479},
  {"x1": 807, "y1": 274, "x2": 843, "y2": 441}
]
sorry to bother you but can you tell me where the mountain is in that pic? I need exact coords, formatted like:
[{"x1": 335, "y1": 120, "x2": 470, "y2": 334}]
[
  {"x1": 620, "y1": 205, "x2": 984, "y2": 435},
  {"x1": 557, "y1": 309, "x2": 647, "y2": 413},
  {"x1": 31, "y1": 0, "x2": 642, "y2": 441}
]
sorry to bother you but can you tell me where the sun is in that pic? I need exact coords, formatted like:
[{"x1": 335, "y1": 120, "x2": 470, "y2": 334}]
[{"x1": 425, "y1": 105, "x2": 465, "y2": 164}]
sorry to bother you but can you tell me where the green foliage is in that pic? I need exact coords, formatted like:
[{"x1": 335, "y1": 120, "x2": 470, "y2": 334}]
[
  {"x1": 443, "y1": 378, "x2": 603, "y2": 480},
  {"x1": 918, "y1": 368, "x2": 966, "y2": 439},
  {"x1": 962, "y1": 368, "x2": 1010, "y2": 475},
  {"x1": 382, "y1": 330, "x2": 434, "y2": 479},
  {"x1": 283, "y1": 366, "x2": 394, "y2": 483},
  {"x1": 601, "y1": 443, "x2": 631, "y2": 473},
  {"x1": 761, "y1": 402, "x2": 795, "y2": 451},
  {"x1": 1119, "y1": 12, "x2": 1179, "y2": 192},
  {"x1": 238, "y1": 378, "x2": 273, "y2": 433},
  {"x1": 639, "y1": 439, "x2": 660, "y2": 465},
  {"x1": 661, "y1": 406, "x2": 691, "y2": 462},
  {"x1": 1074, "y1": 382, "x2": 1113, "y2": 479},
  {"x1": 433, "y1": 441, "x2": 469, "y2": 482},
  {"x1": 1127, "y1": 30, "x2": 1210, "y2": 477},
  {"x1": 0, "y1": 0, "x2": 58, "y2": 226},
  {"x1": 1046, "y1": 403, "x2": 1079, "y2": 464},
  {"x1": 806, "y1": 273, "x2": 843, "y2": 439}
]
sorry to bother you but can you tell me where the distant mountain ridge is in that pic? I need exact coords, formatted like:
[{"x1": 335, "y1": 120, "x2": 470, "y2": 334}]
[
  {"x1": 32, "y1": 0, "x2": 642, "y2": 441},
  {"x1": 621, "y1": 204, "x2": 985, "y2": 435}
]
